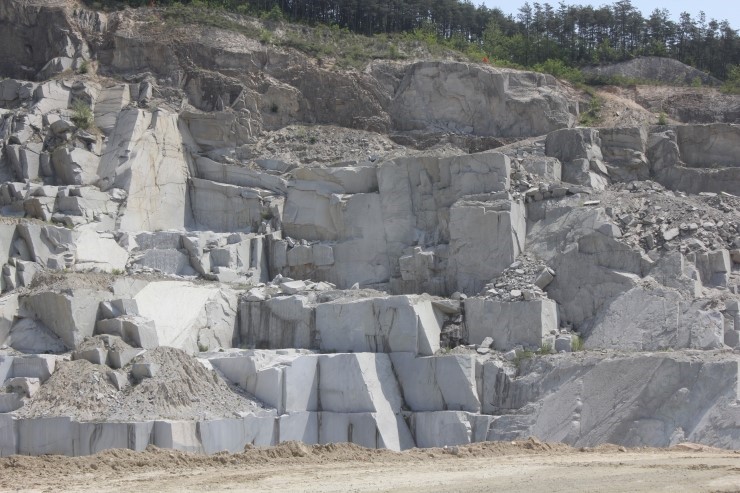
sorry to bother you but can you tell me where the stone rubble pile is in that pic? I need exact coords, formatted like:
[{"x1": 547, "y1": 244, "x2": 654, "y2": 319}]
[{"x1": 0, "y1": 0, "x2": 739, "y2": 457}]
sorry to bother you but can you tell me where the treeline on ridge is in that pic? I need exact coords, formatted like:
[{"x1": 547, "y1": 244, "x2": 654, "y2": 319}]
[{"x1": 90, "y1": 0, "x2": 740, "y2": 80}]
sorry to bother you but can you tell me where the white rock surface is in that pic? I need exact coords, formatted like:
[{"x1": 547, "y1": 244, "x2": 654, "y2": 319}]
[{"x1": 133, "y1": 281, "x2": 237, "y2": 353}]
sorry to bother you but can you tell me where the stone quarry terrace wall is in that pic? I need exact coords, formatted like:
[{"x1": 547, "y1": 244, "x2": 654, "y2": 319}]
[
  {"x1": 2, "y1": 351, "x2": 739, "y2": 456},
  {"x1": 276, "y1": 151, "x2": 521, "y2": 295}
]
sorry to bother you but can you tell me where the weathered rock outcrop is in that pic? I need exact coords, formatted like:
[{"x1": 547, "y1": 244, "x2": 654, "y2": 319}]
[{"x1": 583, "y1": 57, "x2": 720, "y2": 87}]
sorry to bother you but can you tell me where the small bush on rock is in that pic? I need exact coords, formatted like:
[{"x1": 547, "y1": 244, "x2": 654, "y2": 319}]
[{"x1": 71, "y1": 101, "x2": 94, "y2": 130}]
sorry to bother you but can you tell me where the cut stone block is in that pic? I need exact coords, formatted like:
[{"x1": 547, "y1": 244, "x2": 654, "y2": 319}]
[{"x1": 465, "y1": 298, "x2": 558, "y2": 350}]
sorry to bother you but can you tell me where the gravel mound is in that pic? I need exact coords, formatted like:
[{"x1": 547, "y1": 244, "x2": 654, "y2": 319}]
[{"x1": 17, "y1": 347, "x2": 263, "y2": 421}]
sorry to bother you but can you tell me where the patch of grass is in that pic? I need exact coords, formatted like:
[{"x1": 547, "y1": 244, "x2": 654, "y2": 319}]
[
  {"x1": 162, "y1": 3, "x2": 261, "y2": 39},
  {"x1": 514, "y1": 349, "x2": 535, "y2": 367},
  {"x1": 657, "y1": 112, "x2": 668, "y2": 125},
  {"x1": 537, "y1": 342, "x2": 553, "y2": 355},
  {"x1": 578, "y1": 95, "x2": 602, "y2": 126},
  {"x1": 71, "y1": 101, "x2": 94, "y2": 130},
  {"x1": 158, "y1": 5, "x2": 455, "y2": 71},
  {"x1": 77, "y1": 60, "x2": 90, "y2": 75},
  {"x1": 571, "y1": 334, "x2": 585, "y2": 352},
  {"x1": 111, "y1": 268, "x2": 124, "y2": 275}
]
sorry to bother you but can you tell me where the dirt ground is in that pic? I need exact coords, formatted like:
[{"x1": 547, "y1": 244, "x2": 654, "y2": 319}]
[{"x1": 2, "y1": 440, "x2": 740, "y2": 493}]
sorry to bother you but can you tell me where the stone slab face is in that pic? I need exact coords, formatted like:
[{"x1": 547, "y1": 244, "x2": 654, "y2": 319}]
[
  {"x1": 387, "y1": 62, "x2": 573, "y2": 137},
  {"x1": 153, "y1": 421, "x2": 204, "y2": 454},
  {"x1": 278, "y1": 412, "x2": 319, "y2": 444},
  {"x1": 77, "y1": 421, "x2": 154, "y2": 455},
  {"x1": 390, "y1": 353, "x2": 480, "y2": 413},
  {"x1": 410, "y1": 411, "x2": 477, "y2": 448},
  {"x1": 447, "y1": 196, "x2": 526, "y2": 295},
  {"x1": 315, "y1": 296, "x2": 440, "y2": 355},
  {"x1": 190, "y1": 178, "x2": 273, "y2": 233},
  {"x1": 198, "y1": 418, "x2": 249, "y2": 454},
  {"x1": 585, "y1": 287, "x2": 725, "y2": 351},
  {"x1": 675, "y1": 124, "x2": 740, "y2": 168},
  {"x1": 98, "y1": 109, "x2": 192, "y2": 231},
  {"x1": 94, "y1": 85, "x2": 131, "y2": 135},
  {"x1": 486, "y1": 354, "x2": 740, "y2": 448},
  {"x1": 0, "y1": 414, "x2": 16, "y2": 457},
  {"x1": 134, "y1": 281, "x2": 237, "y2": 353},
  {"x1": 239, "y1": 296, "x2": 315, "y2": 350},
  {"x1": 18, "y1": 417, "x2": 78, "y2": 456}
]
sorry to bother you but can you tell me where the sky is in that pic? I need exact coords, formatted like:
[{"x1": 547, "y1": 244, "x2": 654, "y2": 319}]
[{"x1": 480, "y1": 1, "x2": 740, "y2": 29}]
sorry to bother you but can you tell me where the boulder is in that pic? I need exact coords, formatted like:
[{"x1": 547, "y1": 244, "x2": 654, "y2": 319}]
[
  {"x1": 17, "y1": 222, "x2": 75, "y2": 269},
  {"x1": 545, "y1": 128, "x2": 608, "y2": 190},
  {"x1": 32, "y1": 81, "x2": 70, "y2": 113},
  {"x1": 4, "y1": 318, "x2": 66, "y2": 354},
  {"x1": 521, "y1": 156, "x2": 562, "y2": 181},
  {"x1": 9, "y1": 354, "x2": 60, "y2": 382}
]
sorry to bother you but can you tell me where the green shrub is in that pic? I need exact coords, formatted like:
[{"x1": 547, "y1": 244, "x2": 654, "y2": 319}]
[
  {"x1": 721, "y1": 65, "x2": 740, "y2": 95},
  {"x1": 77, "y1": 60, "x2": 90, "y2": 75},
  {"x1": 533, "y1": 59, "x2": 584, "y2": 84},
  {"x1": 259, "y1": 29, "x2": 272, "y2": 44},
  {"x1": 657, "y1": 112, "x2": 668, "y2": 125},
  {"x1": 71, "y1": 101, "x2": 94, "y2": 130},
  {"x1": 262, "y1": 5, "x2": 284, "y2": 22}
]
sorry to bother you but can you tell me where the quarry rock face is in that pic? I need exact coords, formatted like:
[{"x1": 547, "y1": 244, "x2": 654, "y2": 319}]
[{"x1": 0, "y1": 0, "x2": 739, "y2": 457}]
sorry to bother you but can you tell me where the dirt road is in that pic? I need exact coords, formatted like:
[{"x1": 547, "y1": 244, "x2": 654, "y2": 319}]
[{"x1": 2, "y1": 440, "x2": 739, "y2": 493}]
